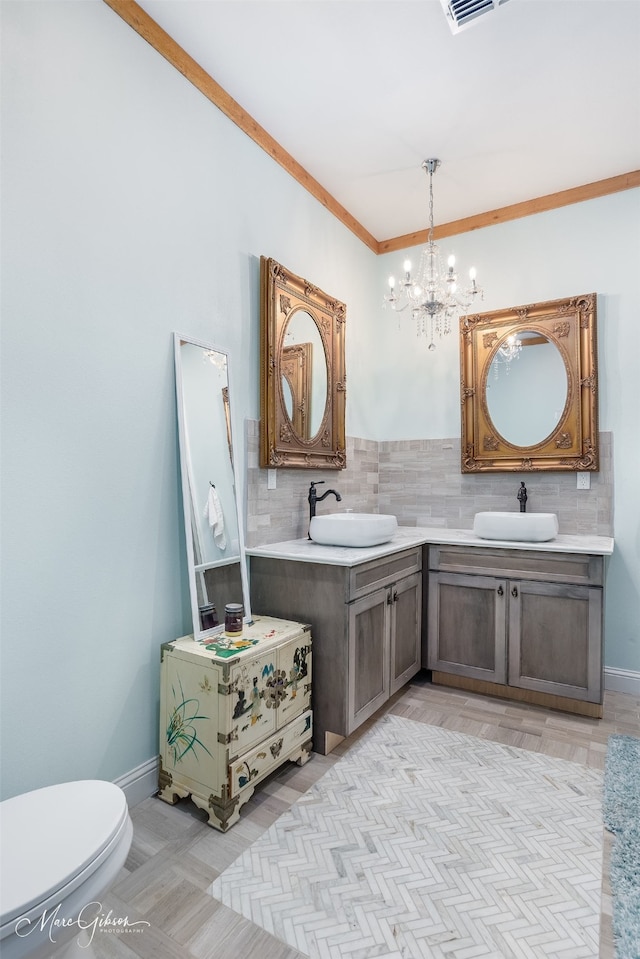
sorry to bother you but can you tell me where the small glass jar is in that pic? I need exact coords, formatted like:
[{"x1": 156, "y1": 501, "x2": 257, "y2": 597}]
[
  {"x1": 224, "y1": 603, "x2": 244, "y2": 639},
  {"x1": 199, "y1": 603, "x2": 219, "y2": 631}
]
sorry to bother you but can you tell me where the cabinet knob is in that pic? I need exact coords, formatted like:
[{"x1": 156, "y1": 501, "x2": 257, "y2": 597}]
[
  {"x1": 497, "y1": 585, "x2": 503, "y2": 596},
  {"x1": 512, "y1": 586, "x2": 518, "y2": 598}
]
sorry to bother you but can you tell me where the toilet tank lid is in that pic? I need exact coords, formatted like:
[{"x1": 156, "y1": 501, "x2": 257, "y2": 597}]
[{"x1": 0, "y1": 780, "x2": 129, "y2": 927}]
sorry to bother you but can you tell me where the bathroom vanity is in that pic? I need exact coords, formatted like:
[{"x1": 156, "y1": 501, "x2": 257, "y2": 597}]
[
  {"x1": 249, "y1": 534, "x2": 424, "y2": 754},
  {"x1": 427, "y1": 543, "x2": 605, "y2": 717},
  {"x1": 248, "y1": 527, "x2": 613, "y2": 747},
  {"x1": 158, "y1": 616, "x2": 312, "y2": 830}
]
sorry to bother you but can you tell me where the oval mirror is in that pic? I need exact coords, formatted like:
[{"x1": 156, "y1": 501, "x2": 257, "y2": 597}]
[
  {"x1": 486, "y1": 330, "x2": 568, "y2": 447},
  {"x1": 280, "y1": 308, "x2": 328, "y2": 442}
]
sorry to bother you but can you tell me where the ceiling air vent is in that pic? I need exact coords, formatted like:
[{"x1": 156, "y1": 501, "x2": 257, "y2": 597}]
[{"x1": 440, "y1": 0, "x2": 512, "y2": 34}]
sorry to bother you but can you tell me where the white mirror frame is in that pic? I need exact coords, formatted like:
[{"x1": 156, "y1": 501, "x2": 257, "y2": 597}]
[{"x1": 173, "y1": 332, "x2": 251, "y2": 641}]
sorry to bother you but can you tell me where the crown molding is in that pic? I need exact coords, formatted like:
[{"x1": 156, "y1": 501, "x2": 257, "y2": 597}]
[
  {"x1": 102, "y1": 0, "x2": 380, "y2": 252},
  {"x1": 104, "y1": 0, "x2": 640, "y2": 257},
  {"x1": 378, "y1": 170, "x2": 640, "y2": 254}
]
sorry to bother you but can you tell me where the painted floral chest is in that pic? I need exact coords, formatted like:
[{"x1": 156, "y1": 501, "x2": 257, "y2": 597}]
[{"x1": 158, "y1": 615, "x2": 312, "y2": 830}]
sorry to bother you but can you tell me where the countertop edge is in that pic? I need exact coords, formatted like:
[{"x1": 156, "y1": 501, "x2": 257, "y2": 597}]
[{"x1": 246, "y1": 527, "x2": 615, "y2": 566}]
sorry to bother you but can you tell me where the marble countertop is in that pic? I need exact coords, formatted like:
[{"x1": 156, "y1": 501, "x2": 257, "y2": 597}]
[{"x1": 246, "y1": 526, "x2": 614, "y2": 567}]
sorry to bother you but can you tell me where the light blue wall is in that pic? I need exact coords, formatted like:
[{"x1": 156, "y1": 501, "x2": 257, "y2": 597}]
[
  {"x1": 1, "y1": 1, "x2": 637, "y2": 801},
  {"x1": 376, "y1": 193, "x2": 640, "y2": 677},
  {"x1": 0, "y1": 0, "x2": 378, "y2": 801}
]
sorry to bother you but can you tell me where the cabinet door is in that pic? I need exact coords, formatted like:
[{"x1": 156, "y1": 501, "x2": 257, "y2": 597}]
[
  {"x1": 276, "y1": 636, "x2": 312, "y2": 727},
  {"x1": 508, "y1": 580, "x2": 603, "y2": 703},
  {"x1": 348, "y1": 588, "x2": 389, "y2": 734},
  {"x1": 226, "y1": 650, "x2": 279, "y2": 757},
  {"x1": 390, "y1": 572, "x2": 422, "y2": 695},
  {"x1": 427, "y1": 571, "x2": 507, "y2": 684}
]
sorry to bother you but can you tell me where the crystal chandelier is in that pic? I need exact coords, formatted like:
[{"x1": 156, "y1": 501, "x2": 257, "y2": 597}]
[
  {"x1": 384, "y1": 159, "x2": 483, "y2": 350},
  {"x1": 492, "y1": 333, "x2": 522, "y2": 378},
  {"x1": 203, "y1": 350, "x2": 227, "y2": 372}
]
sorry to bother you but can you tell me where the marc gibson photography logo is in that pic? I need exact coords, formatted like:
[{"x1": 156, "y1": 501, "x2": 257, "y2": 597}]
[{"x1": 15, "y1": 901, "x2": 150, "y2": 948}]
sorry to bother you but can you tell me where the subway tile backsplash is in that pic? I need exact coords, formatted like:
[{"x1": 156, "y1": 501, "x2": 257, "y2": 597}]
[{"x1": 245, "y1": 420, "x2": 613, "y2": 547}]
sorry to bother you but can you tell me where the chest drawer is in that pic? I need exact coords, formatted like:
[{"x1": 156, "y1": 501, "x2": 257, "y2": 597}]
[{"x1": 230, "y1": 710, "x2": 312, "y2": 797}]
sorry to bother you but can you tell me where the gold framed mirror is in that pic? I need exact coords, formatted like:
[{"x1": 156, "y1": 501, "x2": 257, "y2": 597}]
[
  {"x1": 260, "y1": 256, "x2": 346, "y2": 469},
  {"x1": 460, "y1": 293, "x2": 598, "y2": 473}
]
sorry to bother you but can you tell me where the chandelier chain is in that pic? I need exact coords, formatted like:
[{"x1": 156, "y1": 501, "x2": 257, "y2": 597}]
[{"x1": 428, "y1": 169, "x2": 435, "y2": 244}]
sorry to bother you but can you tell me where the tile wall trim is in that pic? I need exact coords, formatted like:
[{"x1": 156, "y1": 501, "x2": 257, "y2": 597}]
[{"x1": 246, "y1": 421, "x2": 613, "y2": 547}]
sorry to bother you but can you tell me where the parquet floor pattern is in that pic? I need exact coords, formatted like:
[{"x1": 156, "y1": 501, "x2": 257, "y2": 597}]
[{"x1": 54, "y1": 678, "x2": 638, "y2": 959}]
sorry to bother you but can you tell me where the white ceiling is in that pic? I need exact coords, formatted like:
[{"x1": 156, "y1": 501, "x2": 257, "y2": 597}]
[{"x1": 136, "y1": 0, "x2": 640, "y2": 243}]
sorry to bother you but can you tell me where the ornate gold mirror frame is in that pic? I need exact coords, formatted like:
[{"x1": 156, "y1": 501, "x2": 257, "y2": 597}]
[
  {"x1": 460, "y1": 293, "x2": 598, "y2": 473},
  {"x1": 260, "y1": 256, "x2": 346, "y2": 469}
]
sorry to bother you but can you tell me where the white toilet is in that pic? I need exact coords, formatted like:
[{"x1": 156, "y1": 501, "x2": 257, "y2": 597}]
[{"x1": 0, "y1": 780, "x2": 133, "y2": 959}]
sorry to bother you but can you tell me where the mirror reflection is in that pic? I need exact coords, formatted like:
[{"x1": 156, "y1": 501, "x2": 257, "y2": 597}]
[
  {"x1": 486, "y1": 331, "x2": 568, "y2": 447},
  {"x1": 281, "y1": 309, "x2": 328, "y2": 441},
  {"x1": 174, "y1": 334, "x2": 250, "y2": 640}
]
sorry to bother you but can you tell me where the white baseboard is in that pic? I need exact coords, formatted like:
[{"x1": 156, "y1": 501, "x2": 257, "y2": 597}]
[
  {"x1": 604, "y1": 666, "x2": 640, "y2": 696},
  {"x1": 112, "y1": 670, "x2": 638, "y2": 808},
  {"x1": 114, "y1": 756, "x2": 159, "y2": 808}
]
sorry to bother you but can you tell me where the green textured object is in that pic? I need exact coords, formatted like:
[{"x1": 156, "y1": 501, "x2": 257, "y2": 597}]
[{"x1": 603, "y1": 734, "x2": 640, "y2": 959}]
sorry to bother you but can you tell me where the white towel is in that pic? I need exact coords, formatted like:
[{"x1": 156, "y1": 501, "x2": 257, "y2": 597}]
[{"x1": 204, "y1": 486, "x2": 227, "y2": 550}]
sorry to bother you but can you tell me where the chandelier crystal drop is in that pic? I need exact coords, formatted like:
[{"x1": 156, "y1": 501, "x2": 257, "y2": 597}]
[
  {"x1": 384, "y1": 159, "x2": 484, "y2": 350},
  {"x1": 492, "y1": 333, "x2": 522, "y2": 378},
  {"x1": 203, "y1": 350, "x2": 227, "y2": 372}
]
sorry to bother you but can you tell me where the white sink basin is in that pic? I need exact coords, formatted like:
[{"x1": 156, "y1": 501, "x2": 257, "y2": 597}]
[
  {"x1": 473, "y1": 511, "x2": 559, "y2": 542},
  {"x1": 309, "y1": 513, "x2": 398, "y2": 547}
]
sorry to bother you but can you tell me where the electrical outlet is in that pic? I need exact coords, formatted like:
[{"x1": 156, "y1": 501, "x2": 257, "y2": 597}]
[
  {"x1": 577, "y1": 472, "x2": 591, "y2": 490},
  {"x1": 267, "y1": 469, "x2": 277, "y2": 490}
]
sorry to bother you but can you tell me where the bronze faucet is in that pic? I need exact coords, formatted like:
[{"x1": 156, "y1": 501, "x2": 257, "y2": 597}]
[
  {"x1": 308, "y1": 481, "x2": 342, "y2": 537},
  {"x1": 517, "y1": 481, "x2": 528, "y2": 512}
]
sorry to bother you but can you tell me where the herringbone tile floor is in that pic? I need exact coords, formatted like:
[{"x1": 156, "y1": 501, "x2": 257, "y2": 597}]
[
  {"x1": 56, "y1": 676, "x2": 639, "y2": 959},
  {"x1": 210, "y1": 715, "x2": 605, "y2": 957}
]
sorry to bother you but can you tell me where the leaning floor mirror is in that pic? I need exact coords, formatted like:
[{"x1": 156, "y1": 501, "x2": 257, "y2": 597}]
[{"x1": 173, "y1": 333, "x2": 251, "y2": 641}]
